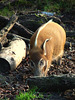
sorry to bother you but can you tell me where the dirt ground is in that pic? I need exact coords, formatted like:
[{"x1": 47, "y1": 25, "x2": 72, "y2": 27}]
[{"x1": 0, "y1": 38, "x2": 75, "y2": 100}]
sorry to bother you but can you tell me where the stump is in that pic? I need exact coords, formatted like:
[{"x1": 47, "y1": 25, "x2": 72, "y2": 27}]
[{"x1": 0, "y1": 38, "x2": 26, "y2": 72}]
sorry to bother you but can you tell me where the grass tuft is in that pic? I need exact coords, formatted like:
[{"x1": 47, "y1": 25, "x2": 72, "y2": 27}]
[{"x1": 15, "y1": 87, "x2": 43, "y2": 100}]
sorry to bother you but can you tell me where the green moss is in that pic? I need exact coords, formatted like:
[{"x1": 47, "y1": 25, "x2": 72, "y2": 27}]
[
  {"x1": 38, "y1": 19, "x2": 44, "y2": 24},
  {"x1": 43, "y1": 0, "x2": 75, "y2": 14},
  {"x1": 0, "y1": 7, "x2": 14, "y2": 17},
  {"x1": 0, "y1": 0, "x2": 74, "y2": 17}
]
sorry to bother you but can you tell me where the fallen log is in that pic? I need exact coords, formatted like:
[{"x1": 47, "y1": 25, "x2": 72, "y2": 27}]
[
  {"x1": 0, "y1": 38, "x2": 26, "y2": 72},
  {"x1": 0, "y1": 15, "x2": 75, "y2": 39},
  {"x1": 26, "y1": 74, "x2": 75, "y2": 92},
  {"x1": 12, "y1": 22, "x2": 33, "y2": 39},
  {"x1": 0, "y1": 16, "x2": 9, "y2": 29},
  {"x1": 0, "y1": 15, "x2": 18, "y2": 37},
  {"x1": 7, "y1": 33, "x2": 30, "y2": 44},
  {"x1": 0, "y1": 15, "x2": 33, "y2": 39},
  {"x1": 0, "y1": 15, "x2": 18, "y2": 49},
  {"x1": 0, "y1": 36, "x2": 8, "y2": 50}
]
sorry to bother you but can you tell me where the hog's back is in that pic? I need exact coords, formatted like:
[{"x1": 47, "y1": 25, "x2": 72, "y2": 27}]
[{"x1": 30, "y1": 22, "x2": 66, "y2": 60}]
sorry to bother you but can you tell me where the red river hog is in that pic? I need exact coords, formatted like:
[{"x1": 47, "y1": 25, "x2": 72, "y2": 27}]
[{"x1": 29, "y1": 20, "x2": 66, "y2": 77}]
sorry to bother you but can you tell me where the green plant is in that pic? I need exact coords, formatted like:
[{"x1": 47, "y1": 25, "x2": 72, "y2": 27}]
[
  {"x1": 15, "y1": 87, "x2": 43, "y2": 100},
  {"x1": 18, "y1": 0, "x2": 28, "y2": 4},
  {"x1": 36, "y1": 0, "x2": 75, "y2": 14},
  {"x1": 0, "y1": 7, "x2": 14, "y2": 17}
]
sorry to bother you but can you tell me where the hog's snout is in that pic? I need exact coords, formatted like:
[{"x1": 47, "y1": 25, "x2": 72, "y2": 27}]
[{"x1": 30, "y1": 58, "x2": 47, "y2": 77}]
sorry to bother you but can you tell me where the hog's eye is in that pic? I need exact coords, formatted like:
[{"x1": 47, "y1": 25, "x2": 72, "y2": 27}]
[
  {"x1": 39, "y1": 59, "x2": 45, "y2": 67},
  {"x1": 40, "y1": 59, "x2": 44, "y2": 66}
]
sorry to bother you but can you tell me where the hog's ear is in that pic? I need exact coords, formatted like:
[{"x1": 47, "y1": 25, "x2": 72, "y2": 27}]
[{"x1": 43, "y1": 37, "x2": 52, "y2": 56}]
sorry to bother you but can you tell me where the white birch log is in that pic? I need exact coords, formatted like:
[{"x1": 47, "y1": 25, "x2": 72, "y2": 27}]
[{"x1": 0, "y1": 38, "x2": 26, "y2": 72}]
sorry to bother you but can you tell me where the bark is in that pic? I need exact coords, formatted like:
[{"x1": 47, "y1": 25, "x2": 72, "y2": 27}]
[
  {"x1": 0, "y1": 16, "x2": 9, "y2": 29},
  {"x1": 7, "y1": 33, "x2": 30, "y2": 44},
  {"x1": 0, "y1": 15, "x2": 75, "y2": 39},
  {"x1": 0, "y1": 15, "x2": 18, "y2": 48},
  {"x1": 12, "y1": 22, "x2": 33, "y2": 39},
  {"x1": 0, "y1": 38, "x2": 26, "y2": 72},
  {"x1": 26, "y1": 74, "x2": 75, "y2": 92},
  {"x1": 0, "y1": 15, "x2": 33, "y2": 39},
  {"x1": 0, "y1": 36, "x2": 8, "y2": 49}
]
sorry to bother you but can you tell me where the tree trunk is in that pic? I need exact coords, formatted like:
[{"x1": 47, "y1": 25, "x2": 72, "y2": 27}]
[
  {"x1": 0, "y1": 38, "x2": 26, "y2": 72},
  {"x1": 26, "y1": 74, "x2": 75, "y2": 92}
]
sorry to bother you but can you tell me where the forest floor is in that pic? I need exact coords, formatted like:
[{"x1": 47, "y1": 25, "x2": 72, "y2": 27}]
[{"x1": 0, "y1": 1, "x2": 75, "y2": 100}]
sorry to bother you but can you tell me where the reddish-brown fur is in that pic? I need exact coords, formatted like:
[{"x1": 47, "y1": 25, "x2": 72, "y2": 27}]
[{"x1": 29, "y1": 21, "x2": 66, "y2": 76}]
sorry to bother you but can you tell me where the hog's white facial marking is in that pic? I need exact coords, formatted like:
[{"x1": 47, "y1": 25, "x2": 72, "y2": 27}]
[
  {"x1": 35, "y1": 19, "x2": 53, "y2": 47},
  {"x1": 38, "y1": 58, "x2": 46, "y2": 69},
  {"x1": 43, "y1": 37, "x2": 52, "y2": 56}
]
